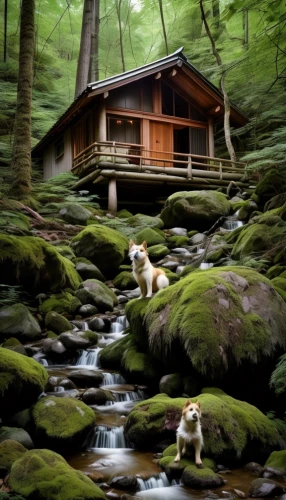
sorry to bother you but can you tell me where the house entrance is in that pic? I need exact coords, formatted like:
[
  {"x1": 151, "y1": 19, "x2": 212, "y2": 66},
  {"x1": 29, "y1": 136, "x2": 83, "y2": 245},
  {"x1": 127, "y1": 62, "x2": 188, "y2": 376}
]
[{"x1": 150, "y1": 121, "x2": 173, "y2": 166}]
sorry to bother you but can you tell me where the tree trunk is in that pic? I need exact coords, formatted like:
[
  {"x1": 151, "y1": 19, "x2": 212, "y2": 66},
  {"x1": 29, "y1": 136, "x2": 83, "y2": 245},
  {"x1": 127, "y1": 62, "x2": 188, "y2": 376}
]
[
  {"x1": 212, "y1": 0, "x2": 220, "y2": 30},
  {"x1": 89, "y1": 0, "x2": 100, "y2": 82},
  {"x1": 115, "y1": 0, "x2": 125, "y2": 72},
  {"x1": 158, "y1": 0, "x2": 168, "y2": 55},
  {"x1": 199, "y1": 0, "x2": 237, "y2": 164},
  {"x1": 75, "y1": 0, "x2": 93, "y2": 97},
  {"x1": 9, "y1": 0, "x2": 35, "y2": 198},
  {"x1": 243, "y1": 8, "x2": 249, "y2": 48}
]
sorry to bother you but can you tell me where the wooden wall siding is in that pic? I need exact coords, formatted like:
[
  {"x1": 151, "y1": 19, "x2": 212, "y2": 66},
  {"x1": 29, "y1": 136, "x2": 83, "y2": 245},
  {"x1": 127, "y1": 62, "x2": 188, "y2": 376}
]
[
  {"x1": 105, "y1": 78, "x2": 153, "y2": 112},
  {"x1": 43, "y1": 128, "x2": 72, "y2": 180},
  {"x1": 72, "y1": 113, "x2": 93, "y2": 158}
]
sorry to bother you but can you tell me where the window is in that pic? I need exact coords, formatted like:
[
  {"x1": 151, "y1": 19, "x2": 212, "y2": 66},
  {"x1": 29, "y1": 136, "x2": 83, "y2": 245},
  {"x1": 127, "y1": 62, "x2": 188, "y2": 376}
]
[
  {"x1": 107, "y1": 116, "x2": 140, "y2": 144},
  {"x1": 161, "y1": 81, "x2": 206, "y2": 122},
  {"x1": 55, "y1": 136, "x2": 64, "y2": 160},
  {"x1": 72, "y1": 114, "x2": 92, "y2": 158},
  {"x1": 106, "y1": 78, "x2": 153, "y2": 113}
]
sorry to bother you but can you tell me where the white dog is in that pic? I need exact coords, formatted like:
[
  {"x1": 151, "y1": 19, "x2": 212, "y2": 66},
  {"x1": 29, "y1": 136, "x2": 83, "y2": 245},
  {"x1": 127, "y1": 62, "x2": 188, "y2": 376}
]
[
  {"x1": 129, "y1": 240, "x2": 169, "y2": 299},
  {"x1": 174, "y1": 400, "x2": 203, "y2": 466}
]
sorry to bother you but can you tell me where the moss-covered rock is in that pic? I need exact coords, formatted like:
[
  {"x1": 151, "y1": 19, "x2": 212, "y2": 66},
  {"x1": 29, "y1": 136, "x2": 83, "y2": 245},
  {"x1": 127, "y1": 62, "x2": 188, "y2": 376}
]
[
  {"x1": 71, "y1": 225, "x2": 129, "y2": 275},
  {"x1": 182, "y1": 463, "x2": 224, "y2": 488},
  {"x1": 125, "y1": 299, "x2": 150, "y2": 347},
  {"x1": 59, "y1": 203, "x2": 92, "y2": 225},
  {"x1": 75, "y1": 261, "x2": 106, "y2": 282},
  {"x1": 76, "y1": 279, "x2": 118, "y2": 312},
  {"x1": 40, "y1": 292, "x2": 81, "y2": 316},
  {"x1": 0, "y1": 348, "x2": 48, "y2": 418},
  {"x1": 99, "y1": 333, "x2": 134, "y2": 370},
  {"x1": 0, "y1": 234, "x2": 81, "y2": 292},
  {"x1": 44, "y1": 311, "x2": 73, "y2": 334},
  {"x1": 117, "y1": 209, "x2": 133, "y2": 218},
  {"x1": 2, "y1": 338, "x2": 27, "y2": 356},
  {"x1": 122, "y1": 344, "x2": 158, "y2": 383},
  {"x1": 167, "y1": 235, "x2": 189, "y2": 248},
  {"x1": 265, "y1": 450, "x2": 286, "y2": 472},
  {"x1": 159, "y1": 374, "x2": 183, "y2": 397},
  {"x1": 148, "y1": 244, "x2": 170, "y2": 259},
  {"x1": 144, "y1": 267, "x2": 286, "y2": 378},
  {"x1": 134, "y1": 227, "x2": 165, "y2": 246},
  {"x1": 8, "y1": 449, "x2": 105, "y2": 499},
  {"x1": 125, "y1": 389, "x2": 283, "y2": 463},
  {"x1": 254, "y1": 168, "x2": 286, "y2": 205},
  {"x1": 0, "y1": 439, "x2": 27, "y2": 475},
  {"x1": 0, "y1": 427, "x2": 33, "y2": 449},
  {"x1": 32, "y1": 396, "x2": 95, "y2": 450},
  {"x1": 161, "y1": 190, "x2": 231, "y2": 230},
  {"x1": 238, "y1": 200, "x2": 258, "y2": 221},
  {"x1": 0, "y1": 303, "x2": 41, "y2": 341},
  {"x1": 271, "y1": 277, "x2": 286, "y2": 302},
  {"x1": 231, "y1": 221, "x2": 286, "y2": 262},
  {"x1": 113, "y1": 271, "x2": 137, "y2": 290},
  {"x1": 266, "y1": 265, "x2": 286, "y2": 280},
  {"x1": 0, "y1": 211, "x2": 30, "y2": 232},
  {"x1": 54, "y1": 245, "x2": 76, "y2": 261}
]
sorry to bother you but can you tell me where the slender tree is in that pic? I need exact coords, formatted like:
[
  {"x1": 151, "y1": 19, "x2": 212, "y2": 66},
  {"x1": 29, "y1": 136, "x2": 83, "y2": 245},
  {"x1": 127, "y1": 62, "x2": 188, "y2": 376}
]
[
  {"x1": 89, "y1": 0, "x2": 100, "y2": 82},
  {"x1": 199, "y1": 0, "x2": 237, "y2": 164},
  {"x1": 115, "y1": 0, "x2": 125, "y2": 72},
  {"x1": 75, "y1": 0, "x2": 93, "y2": 97},
  {"x1": 158, "y1": 0, "x2": 168, "y2": 55},
  {"x1": 9, "y1": 0, "x2": 35, "y2": 198}
]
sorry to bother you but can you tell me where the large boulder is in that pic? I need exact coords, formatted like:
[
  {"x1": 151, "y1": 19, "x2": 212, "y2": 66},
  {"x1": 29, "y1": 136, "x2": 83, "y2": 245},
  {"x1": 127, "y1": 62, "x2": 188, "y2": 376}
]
[
  {"x1": 32, "y1": 396, "x2": 95, "y2": 450},
  {"x1": 8, "y1": 449, "x2": 105, "y2": 500},
  {"x1": 59, "y1": 202, "x2": 92, "y2": 225},
  {"x1": 0, "y1": 348, "x2": 48, "y2": 418},
  {"x1": 0, "y1": 304, "x2": 41, "y2": 341},
  {"x1": 0, "y1": 439, "x2": 27, "y2": 477},
  {"x1": 265, "y1": 450, "x2": 286, "y2": 472},
  {"x1": 0, "y1": 234, "x2": 81, "y2": 292},
  {"x1": 44, "y1": 311, "x2": 73, "y2": 334},
  {"x1": 160, "y1": 190, "x2": 231, "y2": 230},
  {"x1": 143, "y1": 267, "x2": 286, "y2": 384},
  {"x1": 40, "y1": 292, "x2": 81, "y2": 316},
  {"x1": 0, "y1": 427, "x2": 34, "y2": 449},
  {"x1": 71, "y1": 225, "x2": 129, "y2": 275},
  {"x1": 75, "y1": 279, "x2": 118, "y2": 312},
  {"x1": 134, "y1": 227, "x2": 165, "y2": 246},
  {"x1": 125, "y1": 389, "x2": 283, "y2": 463}
]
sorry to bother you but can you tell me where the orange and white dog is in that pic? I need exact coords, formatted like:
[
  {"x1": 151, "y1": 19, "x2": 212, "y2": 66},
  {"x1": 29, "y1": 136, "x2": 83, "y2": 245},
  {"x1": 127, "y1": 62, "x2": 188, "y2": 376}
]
[
  {"x1": 174, "y1": 400, "x2": 203, "y2": 466},
  {"x1": 129, "y1": 240, "x2": 169, "y2": 299}
]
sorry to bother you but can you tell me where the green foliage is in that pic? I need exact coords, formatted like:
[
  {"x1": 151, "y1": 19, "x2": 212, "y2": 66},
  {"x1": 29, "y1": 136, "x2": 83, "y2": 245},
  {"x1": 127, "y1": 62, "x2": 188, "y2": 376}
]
[
  {"x1": 265, "y1": 450, "x2": 286, "y2": 472},
  {"x1": 270, "y1": 354, "x2": 286, "y2": 395}
]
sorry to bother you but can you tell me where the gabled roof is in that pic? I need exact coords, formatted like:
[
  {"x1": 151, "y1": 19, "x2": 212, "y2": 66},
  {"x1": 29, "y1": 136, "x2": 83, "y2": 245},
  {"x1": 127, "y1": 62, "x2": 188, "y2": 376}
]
[{"x1": 33, "y1": 48, "x2": 247, "y2": 155}]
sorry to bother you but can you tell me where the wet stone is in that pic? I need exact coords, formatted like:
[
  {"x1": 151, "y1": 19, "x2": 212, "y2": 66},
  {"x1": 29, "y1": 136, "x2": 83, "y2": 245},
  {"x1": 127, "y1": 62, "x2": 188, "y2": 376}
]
[
  {"x1": 248, "y1": 478, "x2": 285, "y2": 497},
  {"x1": 109, "y1": 475, "x2": 138, "y2": 490}
]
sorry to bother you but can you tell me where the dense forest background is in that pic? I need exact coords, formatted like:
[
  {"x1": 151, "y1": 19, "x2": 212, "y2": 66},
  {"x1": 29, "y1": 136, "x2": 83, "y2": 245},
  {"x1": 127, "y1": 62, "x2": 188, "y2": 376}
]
[{"x1": 0, "y1": 0, "x2": 285, "y2": 173}]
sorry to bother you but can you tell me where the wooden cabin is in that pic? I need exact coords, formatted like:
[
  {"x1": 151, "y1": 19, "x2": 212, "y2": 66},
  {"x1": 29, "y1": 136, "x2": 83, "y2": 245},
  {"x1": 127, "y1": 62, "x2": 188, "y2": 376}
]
[{"x1": 32, "y1": 48, "x2": 249, "y2": 213}]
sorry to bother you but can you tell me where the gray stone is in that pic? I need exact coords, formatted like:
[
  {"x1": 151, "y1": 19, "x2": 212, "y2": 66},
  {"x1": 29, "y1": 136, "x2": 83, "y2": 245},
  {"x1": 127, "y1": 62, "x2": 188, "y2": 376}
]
[
  {"x1": 0, "y1": 303, "x2": 41, "y2": 340},
  {"x1": 248, "y1": 478, "x2": 285, "y2": 497},
  {"x1": 75, "y1": 262, "x2": 106, "y2": 282},
  {"x1": 79, "y1": 304, "x2": 98, "y2": 317},
  {"x1": 109, "y1": 475, "x2": 138, "y2": 490},
  {"x1": 88, "y1": 317, "x2": 105, "y2": 331},
  {"x1": 59, "y1": 203, "x2": 92, "y2": 225},
  {"x1": 59, "y1": 331, "x2": 91, "y2": 350},
  {"x1": 168, "y1": 227, "x2": 188, "y2": 236},
  {"x1": 0, "y1": 426, "x2": 34, "y2": 449},
  {"x1": 69, "y1": 369, "x2": 104, "y2": 387}
]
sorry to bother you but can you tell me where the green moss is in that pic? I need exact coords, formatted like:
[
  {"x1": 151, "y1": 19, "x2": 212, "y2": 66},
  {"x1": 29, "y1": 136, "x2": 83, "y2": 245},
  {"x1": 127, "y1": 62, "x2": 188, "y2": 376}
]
[
  {"x1": 76, "y1": 279, "x2": 118, "y2": 311},
  {"x1": 0, "y1": 348, "x2": 48, "y2": 418},
  {"x1": 2, "y1": 337, "x2": 21, "y2": 347},
  {"x1": 182, "y1": 463, "x2": 224, "y2": 488},
  {"x1": 167, "y1": 235, "x2": 189, "y2": 248},
  {"x1": 8, "y1": 449, "x2": 105, "y2": 500},
  {"x1": 40, "y1": 292, "x2": 81, "y2": 316},
  {"x1": 231, "y1": 222, "x2": 286, "y2": 261},
  {"x1": 125, "y1": 390, "x2": 281, "y2": 461},
  {"x1": 113, "y1": 271, "x2": 137, "y2": 290},
  {"x1": 99, "y1": 332, "x2": 134, "y2": 370},
  {"x1": 0, "y1": 235, "x2": 81, "y2": 292},
  {"x1": 266, "y1": 265, "x2": 286, "y2": 280},
  {"x1": 0, "y1": 211, "x2": 30, "y2": 232},
  {"x1": 255, "y1": 168, "x2": 286, "y2": 202},
  {"x1": 0, "y1": 439, "x2": 27, "y2": 471},
  {"x1": 122, "y1": 345, "x2": 158, "y2": 382},
  {"x1": 127, "y1": 214, "x2": 164, "y2": 230},
  {"x1": 82, "y1": 330, "x2": 98, "y2": 345},
  {"x1": 44, "y1": 311, "x2": 73, "y2": 334},
  {"x1": 117, "y1": 209, "x2": 133, "y2": 218},
  {"x1": 148, "y1": 244, "x2": 170, "y2": 259},
  {"x1": 32, "y1": 396, "x2": 95, "y2": 445},
  {"x1": 71, "y1": 225, "x2": 129, "y2": 274},
  {"x1": 188, "y1": 230, "x2": 198, "y2": 238},
  {"x1": 265, "y1": 450, "x2": 286, "y2": 471},
  {"x1": 144, "y1": 266, "x2": 286, "y2": 378},
  {"x1": 55, "y1": 245, "x2": 76, "y2": 261},
  {"x1": 125, "y1": 299, "x2": 150, "y2": 347},
  {"x1": 46, "y1": 331, "x2": 58, "y2": 338},
  {"x1": 134, "y1": 228, "x2": 165, "y2": 246}
]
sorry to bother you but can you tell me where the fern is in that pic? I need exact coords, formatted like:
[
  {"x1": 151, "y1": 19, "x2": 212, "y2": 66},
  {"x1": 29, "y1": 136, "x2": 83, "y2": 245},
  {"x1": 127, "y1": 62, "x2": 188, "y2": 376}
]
[{"x1": 270, "y1": 354, "x2": 286, "y2": 396}]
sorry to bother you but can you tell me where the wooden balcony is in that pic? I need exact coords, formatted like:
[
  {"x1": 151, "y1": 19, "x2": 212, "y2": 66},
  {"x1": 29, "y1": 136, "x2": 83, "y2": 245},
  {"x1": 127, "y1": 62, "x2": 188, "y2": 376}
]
[{"x1": 71, "y1": 141, "x2": 252, "y2": 213}]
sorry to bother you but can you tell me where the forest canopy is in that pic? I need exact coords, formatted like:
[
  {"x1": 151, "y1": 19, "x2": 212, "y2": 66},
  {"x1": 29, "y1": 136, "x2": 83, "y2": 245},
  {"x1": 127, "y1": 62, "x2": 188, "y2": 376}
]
[{"x1": 0, "y1": 0, "x2": 285, "y2": 170}]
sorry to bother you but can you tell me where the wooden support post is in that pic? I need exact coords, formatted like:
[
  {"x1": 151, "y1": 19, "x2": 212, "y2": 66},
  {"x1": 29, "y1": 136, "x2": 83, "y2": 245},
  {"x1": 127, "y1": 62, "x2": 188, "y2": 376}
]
[
  {"x1": 187, "y1": 156, "x2": 193, "y2": 180},
  {"x1": 98, "y1": 100, "x2": 106, "y2": 142},
  {"x1": 219, "y1": 162, "x2": 222, "y2": 181},
  {"x1": 108, "y1": 178, "x2": 117, "y2": 214},
  {"x1": 208, "y1": 117, "x2": 215, "y2": 158}
]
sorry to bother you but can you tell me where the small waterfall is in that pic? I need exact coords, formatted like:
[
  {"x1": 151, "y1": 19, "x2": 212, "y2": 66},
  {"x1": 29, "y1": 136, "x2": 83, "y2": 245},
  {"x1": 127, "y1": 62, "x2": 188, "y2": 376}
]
[
  {"x1": 75, "y1": 347, "x2": 102, "y2": 368},
  {"x1": 84, "y1": 425, "x2": 128, "y2": 448},
  {"x1": 199, "y1": 262, "x2": 214, "y2": 270},
  {"x1": 110, "y1": 315, "x2": 129, "y2": 333},
  {"x1": 102, "y1": 372, "x2": 126, "y2": 385},
  {"x1": 112, "y1": 390, "x2": 145, "y2": 402},
  {"x1": 39, "y1": 358, "x2": 49, "y2": 366},
  {"x1": 137, "y1": 473, "x2": 171, "y2": 491},
  {"x1": 54, "y1": 386, "x2": 65, "y2": 393},
  {"x1": 222, "y1": 219, "x2": 244, "y2": 231}
]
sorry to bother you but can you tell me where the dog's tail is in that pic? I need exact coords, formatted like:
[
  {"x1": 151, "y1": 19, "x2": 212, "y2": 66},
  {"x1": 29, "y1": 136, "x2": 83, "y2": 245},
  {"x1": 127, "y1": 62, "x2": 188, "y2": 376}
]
[{"x1": 157, "y1": 274, "x2": 169, "y2": 290}]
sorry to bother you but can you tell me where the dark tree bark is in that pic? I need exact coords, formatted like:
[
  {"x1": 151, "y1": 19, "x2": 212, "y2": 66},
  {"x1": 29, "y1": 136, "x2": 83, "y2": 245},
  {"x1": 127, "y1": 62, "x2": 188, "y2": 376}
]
[
  {"x1": 115, "y1": 0, "x2": 125, "y2": 72},
  {"x1": 75, "y1": 0, "x2": 93, "y2": 97},
  {"x1": 89, "y1": 0, "x2": 100, "y2": 82},
  {"x1": 158, "y1": 0, "x2": 168, "y2": 55},
  {"x1": 9, "y1": 0, "x2": 35, "y2": 198},
  {"x1": 199, "y1": 0, "x2": 237, "y2": 164}
]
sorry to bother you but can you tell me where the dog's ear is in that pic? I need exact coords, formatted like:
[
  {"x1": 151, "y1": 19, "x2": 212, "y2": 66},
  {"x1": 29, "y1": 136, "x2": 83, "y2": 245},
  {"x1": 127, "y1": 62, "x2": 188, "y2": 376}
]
[
  {"x1": 184, "y1": 399, "x2": 191, "y2": 408},
  {"x1": 196, "y1": 400, "x2": 200, "y2": 408},
  {"x1": 142, "y1": 241, "x2": 147, "y2": 249},
  {"x1": 129, "y1": 239, "x2": 135, "y2": 249}
]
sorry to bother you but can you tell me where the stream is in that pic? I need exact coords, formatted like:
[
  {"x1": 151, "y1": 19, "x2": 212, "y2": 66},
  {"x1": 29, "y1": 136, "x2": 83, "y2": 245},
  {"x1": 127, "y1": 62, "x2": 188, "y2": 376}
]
[{"x1": 31, "y1": 216, "x2": 283, "y2": 499}]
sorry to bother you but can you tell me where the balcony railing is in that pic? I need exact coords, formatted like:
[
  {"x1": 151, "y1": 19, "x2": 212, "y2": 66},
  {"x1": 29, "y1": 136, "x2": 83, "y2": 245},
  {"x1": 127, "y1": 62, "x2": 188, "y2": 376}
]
[{"x1": 72, "y1": 141, "x2": 248, "y2": 185}]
